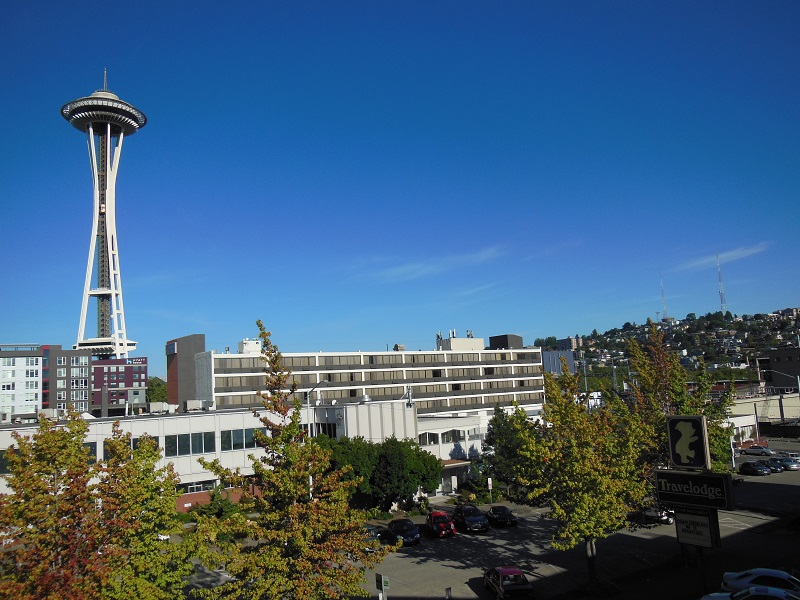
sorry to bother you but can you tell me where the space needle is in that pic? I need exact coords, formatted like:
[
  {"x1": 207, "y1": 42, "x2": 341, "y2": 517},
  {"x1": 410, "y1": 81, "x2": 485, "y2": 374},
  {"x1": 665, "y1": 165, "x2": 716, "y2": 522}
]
[{"x1": 61, "y1": 73, "x2": 147, "y2": 359}]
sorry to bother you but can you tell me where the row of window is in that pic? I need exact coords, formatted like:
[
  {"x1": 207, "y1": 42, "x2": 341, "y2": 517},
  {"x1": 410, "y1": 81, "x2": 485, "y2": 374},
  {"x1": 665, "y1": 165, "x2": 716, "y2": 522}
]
[
  {"x1": 164, "y1": 427, "x2": 269, "y2": 457},
  {"x1": 55, "y1": 401, "x2": 88, "y2": 411},
  {"x1": 181, "y1": 480, "x2": 215, "y2": 494},
  {"x1": 1, "y1": 357, "x2": 40, "y2": 367},
  {"x1": 0, "y1": 392, "x2": 38, "y2": 404},
  {"x1": 220, "y1": 352, "x2": 543, "y2": 371},
  {"x1": 418, "y1": 429, "x2": 476, "y2": 445},
  {"x1": 0, "y1": 370, "x2": 41, "y2": 379},
  {"x1": 101, "y1": 373, "x2": 146, "y2": 380}
]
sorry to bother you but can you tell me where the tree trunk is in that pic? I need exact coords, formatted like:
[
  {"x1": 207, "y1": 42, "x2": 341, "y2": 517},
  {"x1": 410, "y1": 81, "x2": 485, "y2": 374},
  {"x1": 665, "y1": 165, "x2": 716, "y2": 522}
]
[{"x1": 585, "y1": 537, "x2": 597, "y2": 582}]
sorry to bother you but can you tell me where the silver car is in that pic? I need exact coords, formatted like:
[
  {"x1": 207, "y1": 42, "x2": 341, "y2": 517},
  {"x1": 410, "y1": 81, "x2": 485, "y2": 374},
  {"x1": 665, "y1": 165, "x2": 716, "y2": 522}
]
[
  {"x1": 775, "y1": 457, "x2": 800, "y2": 471},
  {"x1": 742, "y1": 445, "x2": 776, "y2": 456},
  {"x1": 720, "y1": 568, "x2": 800, "y2": 592}
]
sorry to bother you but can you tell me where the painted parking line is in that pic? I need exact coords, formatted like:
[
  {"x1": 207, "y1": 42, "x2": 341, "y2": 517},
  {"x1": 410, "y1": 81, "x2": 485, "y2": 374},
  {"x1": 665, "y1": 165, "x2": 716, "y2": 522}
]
[{"x1": 718, "y1": 516, "x2": 754, "y2": 531}]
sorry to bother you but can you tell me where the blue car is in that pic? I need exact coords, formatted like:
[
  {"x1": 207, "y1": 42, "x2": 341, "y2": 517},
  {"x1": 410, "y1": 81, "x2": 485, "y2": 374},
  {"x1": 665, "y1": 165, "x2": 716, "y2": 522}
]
[
  {"x1": 739, "y1": 461, "x2": 770, "y2": 476},
  {"x1": 386, "y1": 518, "x2": 421, "y2": 546},
  {"x1": 453, "y1": 504, "x2": 490, "y2": 533}
]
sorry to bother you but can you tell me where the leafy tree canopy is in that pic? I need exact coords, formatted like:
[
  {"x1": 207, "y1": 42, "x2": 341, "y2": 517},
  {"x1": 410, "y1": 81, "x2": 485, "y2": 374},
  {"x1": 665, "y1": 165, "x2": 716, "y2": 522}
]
[
  {"x1": 0, "y1": 415, "x2": 189, "y2": 600},
  {"x1": 146, "y1": 376, "x2": 167, "y2": 404},
  {"x1": 193, "y1": 321, "x2": 392, "y2": 599}
]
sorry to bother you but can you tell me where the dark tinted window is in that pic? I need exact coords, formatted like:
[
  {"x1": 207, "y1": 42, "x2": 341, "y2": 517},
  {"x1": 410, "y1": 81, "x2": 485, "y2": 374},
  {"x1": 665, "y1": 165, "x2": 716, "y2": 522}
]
[{"x1": 178, "y1": 434, "x2": 191, "y2": 456}]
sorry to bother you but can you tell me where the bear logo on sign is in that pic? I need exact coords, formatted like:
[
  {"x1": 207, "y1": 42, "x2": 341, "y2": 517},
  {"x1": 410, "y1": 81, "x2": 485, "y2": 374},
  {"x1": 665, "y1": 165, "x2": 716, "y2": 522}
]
[{"x1": 674, "y1": 420, "x2": 699, "y2": 464}]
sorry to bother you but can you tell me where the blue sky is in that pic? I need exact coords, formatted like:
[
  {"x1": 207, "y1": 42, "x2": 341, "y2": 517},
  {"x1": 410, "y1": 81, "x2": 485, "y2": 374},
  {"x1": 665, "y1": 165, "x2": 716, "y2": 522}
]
[{"x1": 1, "y1": 2, "x2": 798, "y2": 377}]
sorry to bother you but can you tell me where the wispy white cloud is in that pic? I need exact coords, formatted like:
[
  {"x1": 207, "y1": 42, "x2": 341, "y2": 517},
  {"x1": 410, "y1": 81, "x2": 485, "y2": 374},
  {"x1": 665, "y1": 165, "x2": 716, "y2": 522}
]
[
  {"x1": 674, "y1": 242, "x2": 770, "y2": 272},
  {"x1": 362, "y1": 247, "x2": 505, "y2": 282},
  {"x1": 453, "y1": 282, "x2": 498, "y2": 297}
]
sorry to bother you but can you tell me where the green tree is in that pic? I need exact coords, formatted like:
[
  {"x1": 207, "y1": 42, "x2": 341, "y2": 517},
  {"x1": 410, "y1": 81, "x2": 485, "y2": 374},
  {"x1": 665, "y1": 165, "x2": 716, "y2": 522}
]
[
  {"x1": 371, "y1": 437, "x2": 439, "y2": 511},
  {"x1": 147, "y1": 376, "x2": 167, "y2": 404},
  {"x1": 627, "y1": 325, "x2": 734, "y2": 474},
  {"x1": 315, "y1": 435, "x2": 379, "y2": 508},
  {"x1": 190, "y1": 484, "x2": 242, "y2": 520},
  {"x1": 0, "y1": 415, "x2": 188, "y2": 600},
  {"x1": 515, "y1": 361, "x2": 649, "y2": 582},
  {"x1": 483, "y1": 406, "x2": 528, "y2": 487},
  {"x1": 193, "y1": 321, "x2": 392, "y2": 599},
  {"x1": 95, "y1": 423, "x2": 193, "y2": 599},
  {"x1": 398, "y1": 438, "x2": 441, "y2": 497},
  {"x1": 0, "y1": 415, "x2": 109, "y2": 599}
]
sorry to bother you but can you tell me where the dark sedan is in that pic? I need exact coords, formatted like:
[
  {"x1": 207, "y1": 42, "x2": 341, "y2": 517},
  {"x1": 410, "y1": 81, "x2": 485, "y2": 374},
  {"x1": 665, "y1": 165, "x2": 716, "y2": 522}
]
[
  {"x1": 739, "y1": 461, "x2": 771, "y2": 476},
  {"x1": 386, "y1": 518, "x2": 421, "y2": 546},
  {"x1": 453, "y1": 504, "x2": 490, "y2": 533},
  {"x1": 486, "y1": 505, "x2": 519, "y2": 527},
  {"x1": 758, "y1": 458, "x2": 785, "y2": 473}
]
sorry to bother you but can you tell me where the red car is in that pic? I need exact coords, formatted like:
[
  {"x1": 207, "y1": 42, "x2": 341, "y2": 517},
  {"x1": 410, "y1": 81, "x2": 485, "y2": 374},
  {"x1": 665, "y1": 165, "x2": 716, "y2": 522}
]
[
  {"x1": 425, "y1": 511, "x2": 456, "y2": 538},
  {"x1": 483, "y1": 566, "x2": 536, "y2": 599}
]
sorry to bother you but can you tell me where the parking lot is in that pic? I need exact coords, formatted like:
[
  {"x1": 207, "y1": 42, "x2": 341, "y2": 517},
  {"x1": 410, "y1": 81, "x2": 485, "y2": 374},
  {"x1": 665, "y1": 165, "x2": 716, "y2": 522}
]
[{"x1": 362, "y1": 439, "x2": 800, "y2": 600}]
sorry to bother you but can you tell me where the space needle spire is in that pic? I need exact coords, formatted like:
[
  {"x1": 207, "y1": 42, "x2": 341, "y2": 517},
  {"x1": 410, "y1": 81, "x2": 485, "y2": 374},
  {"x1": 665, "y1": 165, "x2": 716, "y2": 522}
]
[{"x1": 61, "y1": 76, "x2": 147, "y2": 359}]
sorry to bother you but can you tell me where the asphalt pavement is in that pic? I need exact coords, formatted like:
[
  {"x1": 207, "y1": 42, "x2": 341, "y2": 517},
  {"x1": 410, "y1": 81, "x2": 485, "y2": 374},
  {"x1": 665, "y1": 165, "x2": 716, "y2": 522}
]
[{"x1": 366, "y1": 438, "x2": 800, "y2": 600}]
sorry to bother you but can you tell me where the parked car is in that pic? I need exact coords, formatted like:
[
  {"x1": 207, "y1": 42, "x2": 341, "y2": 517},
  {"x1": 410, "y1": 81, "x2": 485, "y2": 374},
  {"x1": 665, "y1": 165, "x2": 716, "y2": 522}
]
[
  {"x1": 721, "y1": 568, "x2": 800, "y2": 593},
  {"x1": 386, "y1": 518, "x2": 421, "y2": 546},
  {"x1": 739, "y1": 461, "x2": 771, "y2": 476},
  {"x1": 743, "y1": 445, "x2": 776, "y2": 456},
  {"x1": 779, "y1": 451, "x2": 800, "y2": 459},
  {"x1": 425, "y1": 511, "x2": 456, "y2": 538},
  {"x1": 362, "y1": 524, "x2": 380, "y2": 551},
  {"x1": 486, "y1": 505, "x2": 519, "y2": 527},
  {"x1": 628, "y1": 505, "x2": 675, "y2": 525},
  {"x1": 774, "y1": 457, "x2": 800, "y2": 471},
  {"x1": 701, "y1": 586, "x2": 800, "y2": 600},
  {"x1": 483, "y1": 566, "x2": 536, "y2": 599},
  {"x1": 453, "y1": 504, "x2": 490, "y2": 533},
  {"x1": 757, "y1": 458, "x2": 785, "y2": 473}
]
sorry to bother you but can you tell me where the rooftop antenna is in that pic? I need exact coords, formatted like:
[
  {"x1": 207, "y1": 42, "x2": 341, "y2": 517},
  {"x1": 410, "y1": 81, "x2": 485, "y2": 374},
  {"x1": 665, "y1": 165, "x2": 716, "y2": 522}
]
[
  {"x1": 103, "y1": 68, "x2": 108, "y2": 91},
  {"x1": 660, "y1": 272, "x2": 668, "y2": 321},
  {"x1": 717, "y1": 254, "x2": 727, "y2": 314}
]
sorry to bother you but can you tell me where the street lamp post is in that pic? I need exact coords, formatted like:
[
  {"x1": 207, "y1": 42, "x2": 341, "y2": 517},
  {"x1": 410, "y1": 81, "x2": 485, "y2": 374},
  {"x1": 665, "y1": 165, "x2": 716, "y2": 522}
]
[{"x1": 305, "y1": 380, "x2": 328, "y2": 438}]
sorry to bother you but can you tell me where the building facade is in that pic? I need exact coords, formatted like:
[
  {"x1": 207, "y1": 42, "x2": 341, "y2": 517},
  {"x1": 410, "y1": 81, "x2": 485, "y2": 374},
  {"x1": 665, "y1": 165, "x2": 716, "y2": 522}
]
[
  {"x1": 1, "y1": 344, "x2": 96, "y2": 422},
  {"x1": 0, "y1": 344, "x2": 148, "y2": 421},
  {"x1": 169, "y1": 332, "x2": 546, "y2": 467},
  {"x1": 0, "y1": 345, "x2": 44, "y2": 421},
  {"x1": 90, "y1": 356, "x2": 149, "y2": 417},
  {"x1": 0, "y1": 408, "x2": 268, "y2": 510}
]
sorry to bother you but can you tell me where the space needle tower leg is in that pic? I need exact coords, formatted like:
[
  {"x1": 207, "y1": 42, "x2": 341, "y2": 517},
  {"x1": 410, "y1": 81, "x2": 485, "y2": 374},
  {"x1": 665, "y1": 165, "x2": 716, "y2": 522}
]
[{"x1": 62, "y1": 77, "x2": 147, "y2": 359}]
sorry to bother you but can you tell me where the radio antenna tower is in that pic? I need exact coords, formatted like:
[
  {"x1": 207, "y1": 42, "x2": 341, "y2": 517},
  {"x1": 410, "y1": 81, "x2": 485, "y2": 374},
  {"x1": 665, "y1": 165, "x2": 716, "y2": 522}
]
[
  {"x1": 717, "y1": 254, "x2": 727, "y2": 314},
  {"x1": 660, "y1": 272, "x2": 668, "y2": 321},
  {"x1": 61, "y1": 74, "x2": 147, "y2": 359}
]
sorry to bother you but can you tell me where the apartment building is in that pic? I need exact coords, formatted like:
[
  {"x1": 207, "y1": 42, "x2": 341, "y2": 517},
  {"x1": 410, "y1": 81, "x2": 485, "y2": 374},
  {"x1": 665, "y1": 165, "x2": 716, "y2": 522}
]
[{"x1": 0, "y1": 344, "x2": 97, "y2": 422}]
